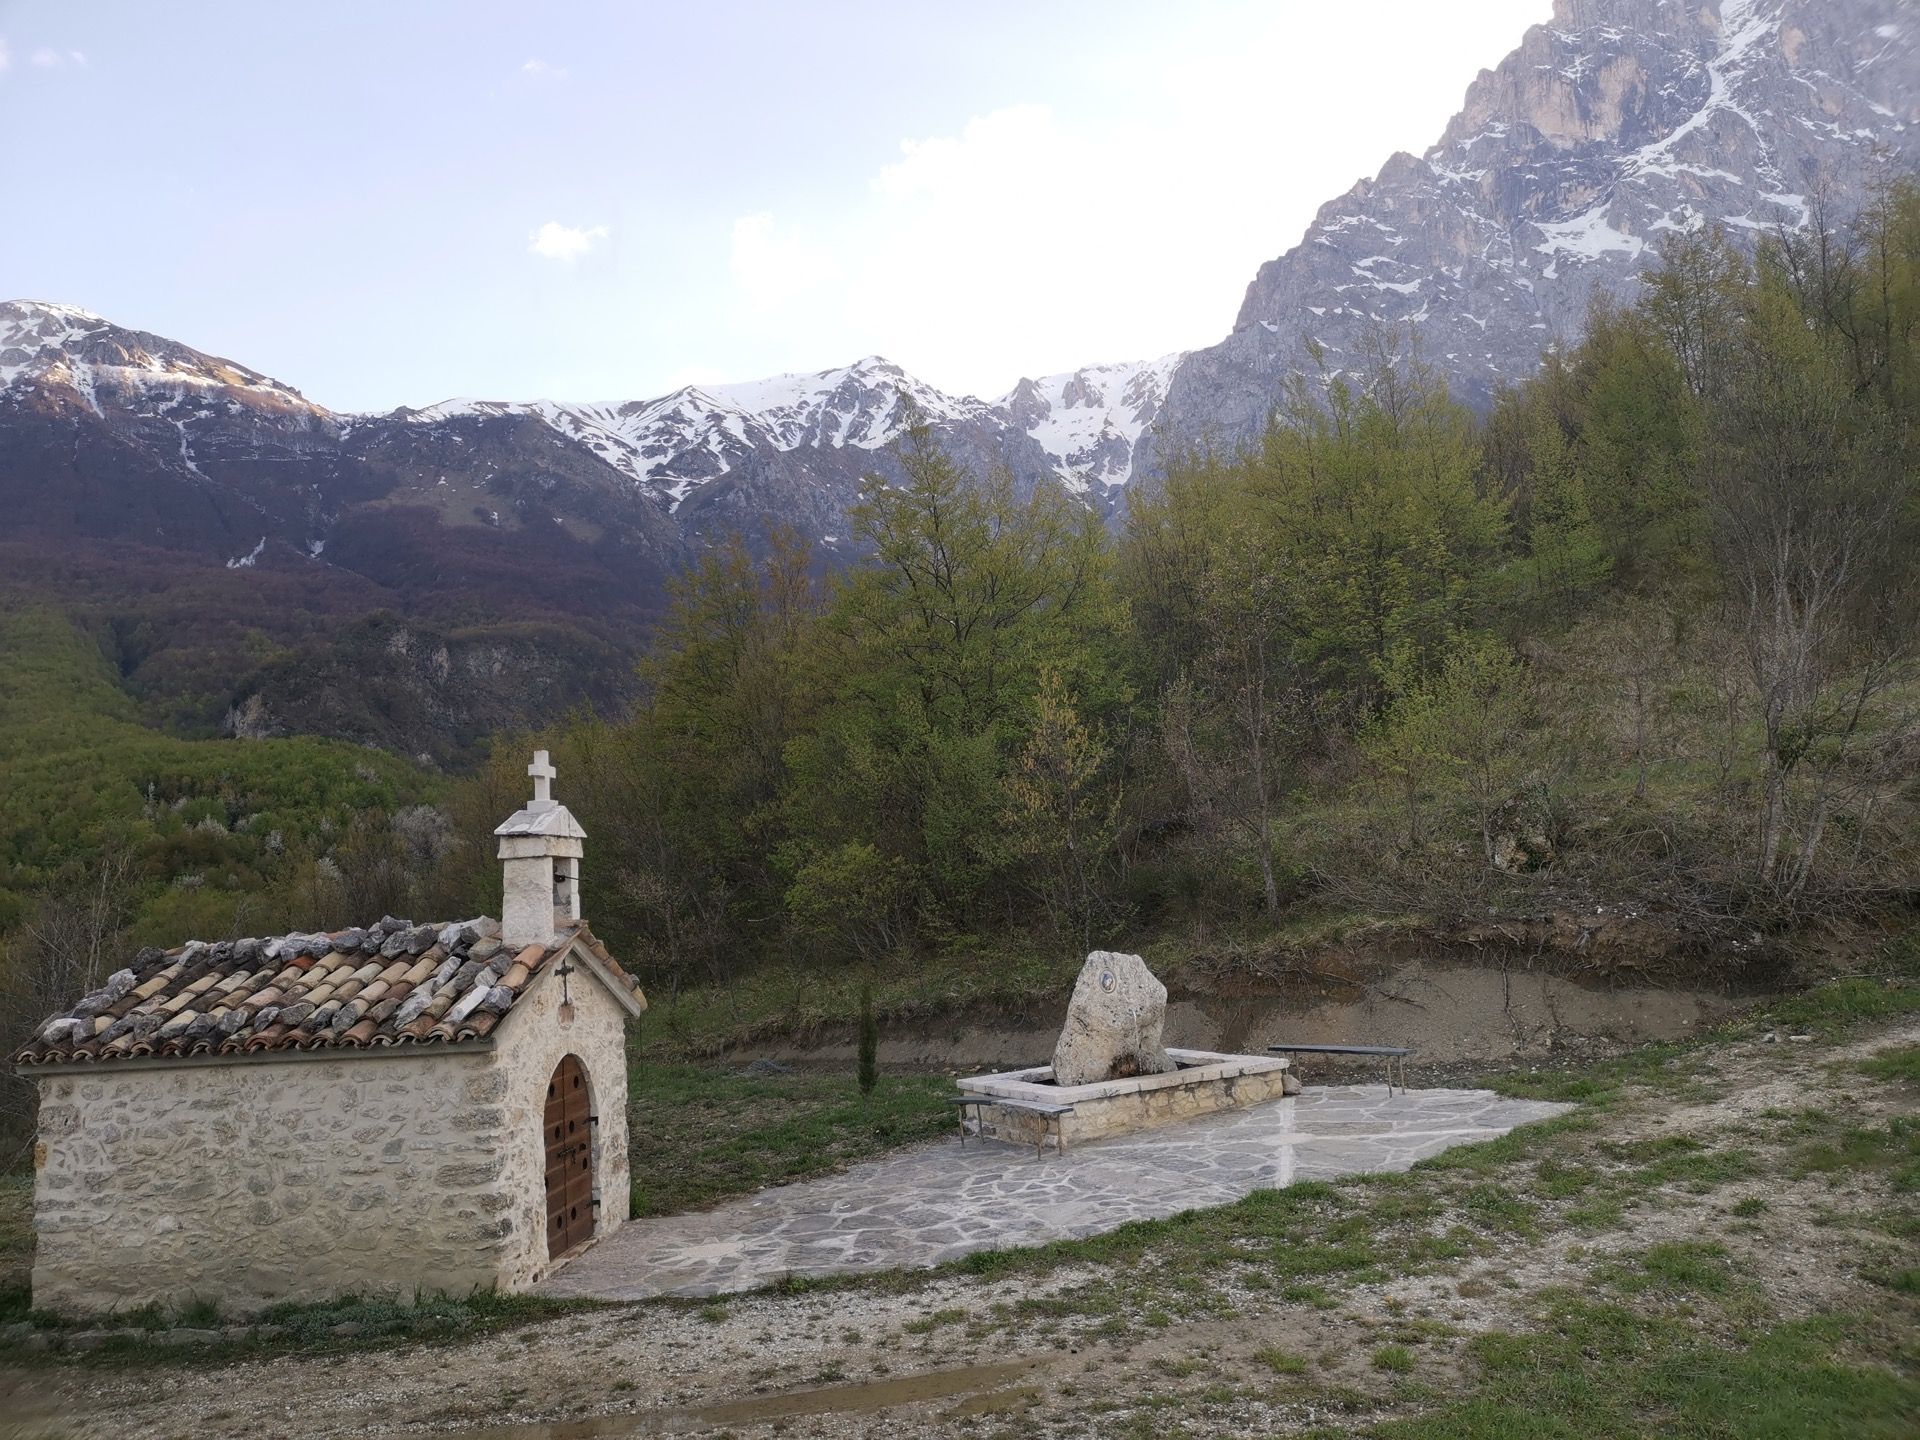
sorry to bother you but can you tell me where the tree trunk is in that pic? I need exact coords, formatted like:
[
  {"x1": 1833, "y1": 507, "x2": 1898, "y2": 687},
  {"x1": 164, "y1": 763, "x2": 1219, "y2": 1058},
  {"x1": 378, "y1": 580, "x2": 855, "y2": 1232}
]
[
  {"x1": 1631, "y1": 674, "x2": 1649, "y2": 800},
  {"x1": 1251, "y1": 713, "x2": 1281, "y2": 919},
  {"x1": 1757, "y1": 743, "x2": 1789, "y2": 885}
]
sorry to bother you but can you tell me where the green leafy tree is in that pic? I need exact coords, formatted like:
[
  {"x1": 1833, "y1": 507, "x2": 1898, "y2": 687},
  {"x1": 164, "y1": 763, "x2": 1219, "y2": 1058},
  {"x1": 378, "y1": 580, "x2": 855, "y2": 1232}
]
[
  {"x1": 1699, "y1": 264, "x2": 1916, "y2": 897},
  {"x1": 783, "y1": 416, "x2": 1124, "y2": 932},
  {"x1": 783, "y1": 840, "x2": 912, "y2": 967},
  {"x1": 1522, "y1": 413, "x2": 1611, "y2": 616},
  {"x1": 1001, "y1": 668, "x2": 1121, "y2": 948},
  {"x1": 1194, "y1": 520, "x2": 1307, "y2": 918},
  {"x1": 1364, "y1": 635, "x2": 1535, "y2": 864},
  {"x1": 1248, "y1": 339, "x2": 1509, "y2": 703}
]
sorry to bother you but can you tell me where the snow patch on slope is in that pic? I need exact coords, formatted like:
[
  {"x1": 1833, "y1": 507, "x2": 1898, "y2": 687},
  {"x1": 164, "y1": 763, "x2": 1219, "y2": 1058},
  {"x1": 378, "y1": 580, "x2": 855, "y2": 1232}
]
[
  {"x1": 1532, "y1": 201, "x2": 1647, "y2": 278},
  {"x1": 226, "y1": 536, "x2": 267, "y2": 569},
  {"x1": 0, "y1": 301, "x2": 109, "y2": 389},
  {"x1": 410, "y1": 356, "x2": 998, "y2": 507},
  {"x1": 1000, "y1": 354, "x2": 1184, "y2": 491},
  {"x1": 0, "y1": 299, "x2": 317, "y2": 415}
]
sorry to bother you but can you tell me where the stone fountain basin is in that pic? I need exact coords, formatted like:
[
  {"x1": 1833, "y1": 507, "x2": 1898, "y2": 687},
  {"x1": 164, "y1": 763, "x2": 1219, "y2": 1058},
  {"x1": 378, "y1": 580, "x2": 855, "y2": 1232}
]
[{"x1": 958, "y1": 1047, "x2": 1292, "y2": 1149}]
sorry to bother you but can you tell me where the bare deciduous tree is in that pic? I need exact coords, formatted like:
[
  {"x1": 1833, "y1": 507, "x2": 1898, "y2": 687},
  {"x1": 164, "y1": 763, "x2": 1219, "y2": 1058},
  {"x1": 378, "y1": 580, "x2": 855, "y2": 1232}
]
[
  {"x1": 0, "y1": 848, "x2": 139, "y2": 1156},
  {"x1": 1702, "y1": 283, "x2": 1917, "y2": 899}
]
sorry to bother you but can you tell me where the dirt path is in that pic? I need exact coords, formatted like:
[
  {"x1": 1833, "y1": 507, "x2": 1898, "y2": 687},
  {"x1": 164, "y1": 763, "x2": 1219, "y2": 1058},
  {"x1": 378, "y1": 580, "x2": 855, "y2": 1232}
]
[{"x1": 3, "y1": 1015, "x2": 1914, "y2": 1439}]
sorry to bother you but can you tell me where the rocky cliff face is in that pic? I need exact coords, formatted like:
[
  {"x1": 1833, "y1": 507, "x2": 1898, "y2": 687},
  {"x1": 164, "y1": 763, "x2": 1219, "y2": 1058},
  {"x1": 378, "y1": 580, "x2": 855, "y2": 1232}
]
[{"x1": 1141, "y1": 0, "x2": 1918, "y2": 471}]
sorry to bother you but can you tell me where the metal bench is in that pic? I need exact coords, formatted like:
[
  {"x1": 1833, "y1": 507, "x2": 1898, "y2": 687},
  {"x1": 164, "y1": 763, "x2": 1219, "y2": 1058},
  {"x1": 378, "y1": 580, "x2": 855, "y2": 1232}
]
[
  {"x1": 949, "y1": 1094, "x2": 1076, "y2": 1158},
  {"x1": 1267, "y1": 1043, "x2": 1414, "y2": 1095}
]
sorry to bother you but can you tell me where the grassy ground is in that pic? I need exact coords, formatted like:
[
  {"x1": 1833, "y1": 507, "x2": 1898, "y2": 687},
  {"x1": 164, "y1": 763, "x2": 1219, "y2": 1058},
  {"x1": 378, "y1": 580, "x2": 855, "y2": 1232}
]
[
  {"x1": 785, "y1": 979, "x2": 1915, "y2": 1437},
  {"x1": 627, "y1": 1063, "x2": 957, "y2": 1215},
  {"x1": 3, "y1": 977, "x2": 1916, "y2": 1440},
  {"x1": 632, "y1": 941, "x2": 1082, "y2": 1060},
  {"x1": 0, "y1": 1177, "x2": 28, "y2": 1298}
]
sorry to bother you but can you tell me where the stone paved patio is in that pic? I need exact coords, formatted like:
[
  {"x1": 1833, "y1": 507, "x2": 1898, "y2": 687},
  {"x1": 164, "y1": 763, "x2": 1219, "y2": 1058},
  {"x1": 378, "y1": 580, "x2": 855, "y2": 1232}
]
[{"x1": 539, "y1": 1084, "x2": 1570, "y2": 1301}]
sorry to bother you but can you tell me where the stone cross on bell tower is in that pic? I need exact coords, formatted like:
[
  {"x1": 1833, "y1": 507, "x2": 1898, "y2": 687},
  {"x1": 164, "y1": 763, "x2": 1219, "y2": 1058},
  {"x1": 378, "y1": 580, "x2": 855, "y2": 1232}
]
[
  {"x1": 528, "y1": 750, "x2": 557, "y2": 809},
  {"x1": 495, "y1": 749, "x2": 587, "y2": 948}
]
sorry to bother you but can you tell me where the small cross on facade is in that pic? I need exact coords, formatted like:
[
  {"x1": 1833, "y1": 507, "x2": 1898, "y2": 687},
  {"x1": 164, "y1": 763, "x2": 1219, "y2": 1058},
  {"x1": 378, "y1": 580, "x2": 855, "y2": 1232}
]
[{"x1": 528, "y1": 749, "x2": 558, "y2": 808}]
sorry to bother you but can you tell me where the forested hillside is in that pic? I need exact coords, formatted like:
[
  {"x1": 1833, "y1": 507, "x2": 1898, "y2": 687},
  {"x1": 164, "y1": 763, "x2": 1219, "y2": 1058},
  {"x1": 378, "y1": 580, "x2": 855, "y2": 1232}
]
[
  {"x1": 3, "y1": 186, "x2": 1916, "y2": 1117},
  {"x1": 427, "y1": 184, "x2": 1920, "y2": 1001}
]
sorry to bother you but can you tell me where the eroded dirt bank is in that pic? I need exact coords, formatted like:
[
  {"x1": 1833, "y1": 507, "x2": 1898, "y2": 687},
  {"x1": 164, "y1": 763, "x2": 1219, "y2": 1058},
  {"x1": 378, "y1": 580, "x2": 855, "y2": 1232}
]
[{"x1": 740, "y1": 957, "x2": 1754, "y2": 1073}]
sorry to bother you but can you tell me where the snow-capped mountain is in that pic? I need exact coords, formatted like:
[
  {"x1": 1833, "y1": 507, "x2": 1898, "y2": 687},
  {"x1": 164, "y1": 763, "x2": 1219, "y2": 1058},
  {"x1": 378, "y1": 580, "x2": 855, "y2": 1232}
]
[
  {"x1": 1002, "y1": 354, "x2": 1184, "y2": 494},
  {"x1": 0, "y1": 298, "x2": 1179, "y2": 584},
  {"x1": 405, "y1": 357, "x2": 1002, "y2": 511},
  {"x1": 0, "y1": 299, "x2": 324, "y2": 430},
  {"x1": 1140, "y1": 0, "x2": 1918, "y2": 473},
  {"x1": 399, "y1": 351, "x2": 1179, "y2": 519},
  {"x1": 2, "y1": 0, "x2": 1913, "y2": 595}
]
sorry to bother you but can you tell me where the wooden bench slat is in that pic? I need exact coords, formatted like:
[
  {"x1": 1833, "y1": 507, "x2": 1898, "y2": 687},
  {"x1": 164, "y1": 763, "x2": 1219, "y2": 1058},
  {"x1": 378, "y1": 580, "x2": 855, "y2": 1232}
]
[{"x1": 1266, "y1": 1044, "x2": 1411, "y2": 1056}]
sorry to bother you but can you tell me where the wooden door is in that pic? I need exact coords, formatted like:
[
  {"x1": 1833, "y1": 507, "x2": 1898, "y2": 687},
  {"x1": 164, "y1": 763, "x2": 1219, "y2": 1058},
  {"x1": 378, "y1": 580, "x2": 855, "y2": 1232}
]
[{"x1": 544, "y1": 1054, "x2": 594, "y2": 1258}]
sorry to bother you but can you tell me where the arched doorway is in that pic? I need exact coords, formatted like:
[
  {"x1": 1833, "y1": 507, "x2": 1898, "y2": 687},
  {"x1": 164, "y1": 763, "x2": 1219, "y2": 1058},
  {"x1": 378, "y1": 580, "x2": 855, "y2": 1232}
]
[{"x1": 544, "y1": 1054, "x2": 594, "y2": 1258}]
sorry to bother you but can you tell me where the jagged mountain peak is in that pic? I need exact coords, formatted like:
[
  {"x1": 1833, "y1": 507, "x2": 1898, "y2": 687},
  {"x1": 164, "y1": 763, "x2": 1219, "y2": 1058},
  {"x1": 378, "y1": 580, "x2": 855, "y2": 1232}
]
[
  {"x1": 396, "y1": 354, "x2": 999, "y2": 509},
  {"x1": 1148, "y1": 0, "x2": 1916, "y2": 475},
  {"x1": 388, "y1": 347, "x2": 1178, "y2": 510},
  {"x1": 0, "y1": 297, "x2": 318, "y2": 418},
  {"x1": 1, "y1": 298, "x2": 110, "y2": 335},
  {"x1": 1, "y1": 300, "x2": 113, "y2": 390}
]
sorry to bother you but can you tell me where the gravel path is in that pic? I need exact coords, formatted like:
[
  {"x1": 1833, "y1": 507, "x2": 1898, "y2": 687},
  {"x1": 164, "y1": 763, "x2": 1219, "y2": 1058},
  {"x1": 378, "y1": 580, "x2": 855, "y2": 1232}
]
[{"x1": 4, "y1": 1018, "x2": 1911, "y2": 1440}]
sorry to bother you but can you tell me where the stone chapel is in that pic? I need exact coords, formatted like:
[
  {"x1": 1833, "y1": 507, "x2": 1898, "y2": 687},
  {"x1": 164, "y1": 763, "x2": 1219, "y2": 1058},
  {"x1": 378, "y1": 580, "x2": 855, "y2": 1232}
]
[{"x1": 12, "y1": 751, "x2": 645, "y2": 1315}]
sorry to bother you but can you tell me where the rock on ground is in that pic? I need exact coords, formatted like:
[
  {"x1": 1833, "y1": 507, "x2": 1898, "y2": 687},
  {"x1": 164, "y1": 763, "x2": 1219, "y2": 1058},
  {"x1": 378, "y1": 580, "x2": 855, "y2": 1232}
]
[{"x1": 1051, "y1": 951, "x2": 1176, "y2": 1087}]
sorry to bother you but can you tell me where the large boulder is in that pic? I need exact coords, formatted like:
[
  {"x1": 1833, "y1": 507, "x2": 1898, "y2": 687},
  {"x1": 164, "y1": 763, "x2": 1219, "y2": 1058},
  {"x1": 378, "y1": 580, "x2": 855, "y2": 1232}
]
[{"x1": 1051, "y1": 951, "x2": 1177, "y2": 1087}]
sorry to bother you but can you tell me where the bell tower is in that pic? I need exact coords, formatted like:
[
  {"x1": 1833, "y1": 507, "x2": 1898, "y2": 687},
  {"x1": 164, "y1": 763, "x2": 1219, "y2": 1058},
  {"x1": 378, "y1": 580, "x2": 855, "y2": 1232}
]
[{"x1": 495, "y1": 749, "x2": 587, "y2": 948}]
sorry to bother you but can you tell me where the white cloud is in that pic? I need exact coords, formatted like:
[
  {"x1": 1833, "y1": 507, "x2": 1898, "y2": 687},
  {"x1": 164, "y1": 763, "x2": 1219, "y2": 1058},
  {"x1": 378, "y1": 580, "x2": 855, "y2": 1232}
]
[
  {"x1": 521, "y1": 58, "x2": 567, "y2": 80},
  {"x1": 722, "y1": 104, "x2": 1115, "y2": 391},
  {"x1": 0, "y1": 38, "x2": 10, "y2": 72},
  {"x1": 528, "y1": 221, "x2": 609, "y2": 262},
  {"x1": 19, "y1": 45, "x2": 83, "y2": 70},
  {"x1": 710, "y1": 4, "x2": 1550, "y2": 397},
  {"x1": 728, "y1": 212, "x2": 840, "y2": 311},
  {"x1": 871, "y1": 103, "x2": 1066, "y2": 203},
  {"x1": 659, "y1": 362, "x2": 730, "y2": 392}
]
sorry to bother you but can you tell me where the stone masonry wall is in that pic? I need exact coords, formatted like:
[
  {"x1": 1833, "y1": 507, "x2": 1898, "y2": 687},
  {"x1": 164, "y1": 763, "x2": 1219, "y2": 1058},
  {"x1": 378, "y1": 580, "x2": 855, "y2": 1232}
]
[
  {"x1": 978, "y1": 1068, "x2": 1292, "y2": 1150},
  {"x1": 31, "y1": 1050, "x2": 514, "y2": 1316},
  {"x1": 492, "y1": 956, "x2": 632, "y2": 1288}
]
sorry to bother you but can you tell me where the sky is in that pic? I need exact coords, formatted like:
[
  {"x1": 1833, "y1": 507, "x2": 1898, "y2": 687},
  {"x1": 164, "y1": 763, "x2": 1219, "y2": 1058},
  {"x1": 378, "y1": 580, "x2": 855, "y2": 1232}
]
[{"x1": 0, "y1": 1, "x2": 1551, "y2": 413}]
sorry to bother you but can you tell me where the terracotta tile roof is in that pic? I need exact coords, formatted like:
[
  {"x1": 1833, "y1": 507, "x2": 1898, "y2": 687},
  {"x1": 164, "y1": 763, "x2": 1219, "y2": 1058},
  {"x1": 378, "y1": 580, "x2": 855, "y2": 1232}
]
[{"x1": 13, "y1": 917, "x2": 639, "y2": 1068}]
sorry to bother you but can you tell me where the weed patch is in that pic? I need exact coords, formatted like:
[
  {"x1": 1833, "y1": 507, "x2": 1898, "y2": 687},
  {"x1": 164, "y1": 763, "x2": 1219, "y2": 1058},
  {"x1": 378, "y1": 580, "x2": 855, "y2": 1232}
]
[
  {"x1": 1378, "y1": 1301, "x2": 1918, "y2": 1439},
  {"x1": 627, "y1": 1064, "x2": 954, "y2": 1215}
]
